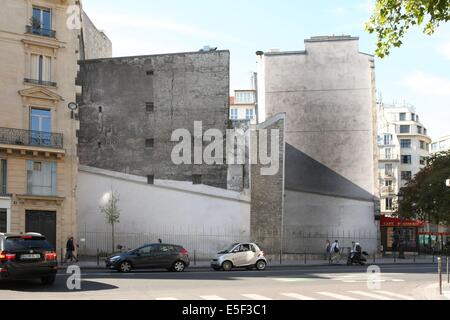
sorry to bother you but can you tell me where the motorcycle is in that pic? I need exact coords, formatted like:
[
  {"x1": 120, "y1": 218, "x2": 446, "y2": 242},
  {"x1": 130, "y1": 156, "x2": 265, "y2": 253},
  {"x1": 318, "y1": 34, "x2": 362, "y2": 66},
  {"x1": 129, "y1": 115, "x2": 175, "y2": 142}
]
[{"x1": 347, "y1": 245, "x2": 369, "y2": 266}]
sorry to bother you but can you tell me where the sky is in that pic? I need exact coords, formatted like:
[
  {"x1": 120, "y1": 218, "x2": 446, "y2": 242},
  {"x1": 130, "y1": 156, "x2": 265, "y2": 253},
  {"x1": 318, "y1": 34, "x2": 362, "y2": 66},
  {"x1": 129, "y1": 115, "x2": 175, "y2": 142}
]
[{"x1": 82, "y1": 0, "x2": 450, "y2": 140}]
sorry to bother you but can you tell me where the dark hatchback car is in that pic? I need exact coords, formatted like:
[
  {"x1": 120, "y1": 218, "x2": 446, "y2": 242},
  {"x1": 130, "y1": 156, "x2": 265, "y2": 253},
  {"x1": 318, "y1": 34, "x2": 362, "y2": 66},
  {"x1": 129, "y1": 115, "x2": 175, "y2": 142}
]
[
  {"x1": 0, "y1": 233, "x2": 58, "y2": 285},
  {"x1": 106, "y1": 243, "x2": 190, "y2": 273}
]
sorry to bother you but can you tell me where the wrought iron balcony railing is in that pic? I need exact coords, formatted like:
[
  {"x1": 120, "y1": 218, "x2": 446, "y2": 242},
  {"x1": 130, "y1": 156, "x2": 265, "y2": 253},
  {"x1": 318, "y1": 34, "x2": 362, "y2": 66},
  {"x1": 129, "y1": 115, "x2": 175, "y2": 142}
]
[
  {"x1": 0, "y1": 127, "x2": 63, "y2": 149},
  {"x1": 24, "y1": 78, "x2": 57, "y2": 87},
  {"x1": 25, "y1": 25, "x2": 56, "y2": 38}
]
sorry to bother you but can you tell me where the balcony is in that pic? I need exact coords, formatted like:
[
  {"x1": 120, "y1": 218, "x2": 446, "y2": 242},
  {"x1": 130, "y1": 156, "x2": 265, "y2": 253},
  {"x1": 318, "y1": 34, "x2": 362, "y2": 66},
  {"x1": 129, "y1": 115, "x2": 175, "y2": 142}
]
[
  {"x1": 25, "y1": 25, "x2": 56, "y2": 38},
  {"x1": 0, "y1": 127, "x2": 63, "y2": 149},
  {"x1": 24, "y1": 78, "x2": 57, "y2": 87},
  {"x1": 379, "y1": 154, "x2": 400, "y2": 161},
  {"x1": 381, "y1": 186, "x2": 396, "y2": 195}
]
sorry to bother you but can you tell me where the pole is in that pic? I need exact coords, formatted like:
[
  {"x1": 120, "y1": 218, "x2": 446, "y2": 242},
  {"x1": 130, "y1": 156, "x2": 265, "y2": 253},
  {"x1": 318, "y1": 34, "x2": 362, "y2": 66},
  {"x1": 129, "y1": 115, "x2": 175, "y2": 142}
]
[
  {"x1": 447, "y1": 256, "x2": 449, "y2": 284},
  {"x1": 438, "y1": 257, "x2": 442, "y2": 295},
  {"x1": 96, "y1": 248, "x2": 99, "y2": 267}
]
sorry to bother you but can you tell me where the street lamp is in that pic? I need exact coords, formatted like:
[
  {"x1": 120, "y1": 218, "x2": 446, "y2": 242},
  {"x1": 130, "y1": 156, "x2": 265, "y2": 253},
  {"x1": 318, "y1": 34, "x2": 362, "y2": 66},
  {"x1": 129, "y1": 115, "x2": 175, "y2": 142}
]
[
  {"x1": 397, "y1": 192, "x2": 406, "y2": 259},
  {"x1": 68, "y1": 102, "x2": 78, "y2": 119}
]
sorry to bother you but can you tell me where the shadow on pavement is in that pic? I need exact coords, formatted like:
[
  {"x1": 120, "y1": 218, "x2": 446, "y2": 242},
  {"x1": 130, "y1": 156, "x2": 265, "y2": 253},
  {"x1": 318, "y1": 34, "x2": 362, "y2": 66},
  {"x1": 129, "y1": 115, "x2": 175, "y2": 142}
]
[{"x1": 0, "y1": 279, "x2": 118, "y2": 293}]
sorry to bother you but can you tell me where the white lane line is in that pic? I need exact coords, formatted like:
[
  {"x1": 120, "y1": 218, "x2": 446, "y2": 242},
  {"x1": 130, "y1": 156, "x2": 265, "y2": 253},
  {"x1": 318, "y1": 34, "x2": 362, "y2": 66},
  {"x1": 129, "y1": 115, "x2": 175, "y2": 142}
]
[
  {"x1": 241, "y1": 294, "x2": 273, "y2": 300},
  {"x1": 374, "y1": 291, "x2": 414, "y2": 300},
  {"x1": 201, "y1": 295, "x2": 226, "y2": 300},
  {"x1": 316, "y1": 292, "x2": 359, "y2": 300},
  {"x1": 443, "y1": 291, "x2": 450, "y2": 300},
  {"x1": 348, "y1": 291, "x2": 394, "y2": 300},
  {"x1": 155, "y1": 297, "x2": 178, "y2": 300},
  {"x1": 280, "y1": 293, "x2": 317, "y2": 300}
]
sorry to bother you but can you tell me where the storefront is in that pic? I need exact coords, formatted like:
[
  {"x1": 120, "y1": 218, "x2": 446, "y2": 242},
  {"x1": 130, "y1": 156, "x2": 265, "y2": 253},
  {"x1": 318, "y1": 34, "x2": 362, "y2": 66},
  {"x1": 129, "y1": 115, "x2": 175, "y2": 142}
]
[{"x1": 380, "y1": 216, "x2": 425, "y2": 252}]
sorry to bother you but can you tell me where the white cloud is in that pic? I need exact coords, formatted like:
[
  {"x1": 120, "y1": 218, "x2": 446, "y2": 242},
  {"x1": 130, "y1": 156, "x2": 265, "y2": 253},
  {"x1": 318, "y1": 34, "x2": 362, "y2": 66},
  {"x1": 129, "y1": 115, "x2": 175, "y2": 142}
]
[{"x1": 400, "y1": 71, "x2": 450, "y2": 96}]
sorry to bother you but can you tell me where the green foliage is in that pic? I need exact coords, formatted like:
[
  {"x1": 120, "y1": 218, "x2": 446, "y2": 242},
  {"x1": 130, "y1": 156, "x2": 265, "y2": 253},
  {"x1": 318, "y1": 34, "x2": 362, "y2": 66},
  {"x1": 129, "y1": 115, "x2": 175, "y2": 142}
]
[
  {"x1": 100, "y1": 190, "x2": 121, "y2": 226},
  {"x1": 397, "y1": 151, "x2": 450, "y2": 224},
  {"x1": 366, "y1": 0, "x2": 450, "y2": 58}
]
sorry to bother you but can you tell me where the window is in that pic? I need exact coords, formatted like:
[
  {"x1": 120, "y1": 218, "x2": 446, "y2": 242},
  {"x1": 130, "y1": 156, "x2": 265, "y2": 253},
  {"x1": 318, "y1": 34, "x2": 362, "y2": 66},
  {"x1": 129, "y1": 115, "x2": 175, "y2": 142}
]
[
  {"x1": 30, "y1": 108, "x2": 52, "y2": 146},
  {"x1": 192, "y1": 175, "x2": 202, "y2": 185},
  {"x1": 417, "y1": 126, "x2": 422, "y2": 134},
  {"x1": 401, "y1": 155, "x2": 412, "y2": 164},
  {"x1": 399, "y1": 113, "x2": 406, "y2": 121},
  {"x1": 411, "y1": 113, "x2": 416, "y2": 121},
  {"x1": 384, "y1": 134, "x2": 393, "y2": 145},
  {"x1": 230, "y1": 109, "x2": 238, "y2": 120},
  {"x1": 400, "y1": 139, "x2": 412, "y2": 149},
  {"x1": 32, "y1": 7, "x2": 52, "y2": 36},
  {"x1": 146, "y1": 70, "x2": 154, "y2": 75},
  {"x1": 401, "y1": 171, "x2": 412, "y2": 181},
  {"x1": 138, "y1": 244, "x2": 158, "y2": 255},
  {"x1": 235, "y1": 92, "x2": 255, "y2": 104},
  {"x1": 147, "y1": 175, "x2": 154, "y2": 185},
  {"x1": 27, "y1": 161, "x2": 56, "y2": 196},
  {"x1": 0, "y1": 209, "x2": 6, "y2": 233},
  {"x1": 385, "y1": 198, "x2": 393, "y2": 211},
  {"x1": 245, "y1": 108, "x2": 255, "y2": 120},
  {"x1": 160, "y1": 245, "x2": 175, "y2": 252},
  {"x1": 385, "y1": 164, "x2": 393, "y2": 176},
  {"x1": 385, "y1": 180, "x2": 393, "y2": 187},
  {"x1": 145, "y1": 139, "x2": 154, "y2": 148},
  {"x1": 420, "y1": 141, "x2": 427, "y2": 150},
  {"x1": 384, "y1": 148, "x2": 392, "y2": 159},
  {"x1": 399, "y1": 125, "x2": 410, "y2": 134},
  {"x1": 420, "y1": 157, "x2": 427, "y2": 166},
  {"x1": 31, "y1": 54, "x2": 52, "y2": 82},
  {"x1": 146, "y1": 102, "x2": 154, "y2": 112},
  {"x1": 0, "y1": 159, "x2": 6, "y2": 195}
]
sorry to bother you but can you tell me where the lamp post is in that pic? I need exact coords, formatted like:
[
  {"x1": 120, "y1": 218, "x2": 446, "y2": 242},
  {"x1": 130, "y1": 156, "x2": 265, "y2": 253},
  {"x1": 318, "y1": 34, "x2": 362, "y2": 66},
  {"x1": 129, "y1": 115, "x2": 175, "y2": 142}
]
[{"x1": 397, "y1": 192, "x2": 406, "y2": 259}]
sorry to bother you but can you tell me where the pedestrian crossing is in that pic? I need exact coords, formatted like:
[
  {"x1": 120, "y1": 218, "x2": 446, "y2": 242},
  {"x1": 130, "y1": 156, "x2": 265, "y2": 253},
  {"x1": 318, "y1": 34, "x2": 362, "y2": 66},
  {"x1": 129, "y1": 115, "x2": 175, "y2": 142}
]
[{"x1": 153, "y1": 290, "x2": 415, "y2": 300}]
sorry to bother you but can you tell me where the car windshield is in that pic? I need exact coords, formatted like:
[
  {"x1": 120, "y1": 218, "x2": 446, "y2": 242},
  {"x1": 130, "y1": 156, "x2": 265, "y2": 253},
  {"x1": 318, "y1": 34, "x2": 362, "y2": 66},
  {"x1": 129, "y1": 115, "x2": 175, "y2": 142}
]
[
  {"x1": 218, "y1": 243, "x2": 239, "y2": 254},
  {"x1": 5, "y1": 237, "x2": 53, "y2": 251}
]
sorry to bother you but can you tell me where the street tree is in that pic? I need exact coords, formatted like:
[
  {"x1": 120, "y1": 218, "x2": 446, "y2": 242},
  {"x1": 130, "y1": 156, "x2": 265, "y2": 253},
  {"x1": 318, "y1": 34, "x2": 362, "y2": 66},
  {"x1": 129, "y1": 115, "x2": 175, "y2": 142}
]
[
  {"x1": 100, "y1": 189, "x2": 121, "y2": 253},
  {"x1": 397, "y1": 151, "x2": 450, "y2": 224},
  {"x1": 366, "y1": 0, "x2": 450, "y2": 58}
]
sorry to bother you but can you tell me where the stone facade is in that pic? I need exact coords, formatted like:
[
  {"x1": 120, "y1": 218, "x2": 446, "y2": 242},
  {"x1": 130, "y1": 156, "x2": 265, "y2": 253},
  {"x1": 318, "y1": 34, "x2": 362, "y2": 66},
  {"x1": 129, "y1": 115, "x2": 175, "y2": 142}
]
[{"x1": 77, "y1": 51, "x2": 230, "y2": 189}]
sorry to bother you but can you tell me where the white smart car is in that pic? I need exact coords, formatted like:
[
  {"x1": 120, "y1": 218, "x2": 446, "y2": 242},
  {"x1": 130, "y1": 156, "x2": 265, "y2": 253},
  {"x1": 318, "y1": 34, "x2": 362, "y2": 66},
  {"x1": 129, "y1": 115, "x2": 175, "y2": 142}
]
[{"x1": 211, "y1": 242, "x2": 267, "y2": 271}]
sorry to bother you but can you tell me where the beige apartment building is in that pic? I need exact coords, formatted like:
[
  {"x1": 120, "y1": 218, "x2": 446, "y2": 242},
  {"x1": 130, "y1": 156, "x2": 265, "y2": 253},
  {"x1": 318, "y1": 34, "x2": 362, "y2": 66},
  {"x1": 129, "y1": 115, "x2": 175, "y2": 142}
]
[{"x1": 0, "y1": 0, "x2": 110, "y2": 252}]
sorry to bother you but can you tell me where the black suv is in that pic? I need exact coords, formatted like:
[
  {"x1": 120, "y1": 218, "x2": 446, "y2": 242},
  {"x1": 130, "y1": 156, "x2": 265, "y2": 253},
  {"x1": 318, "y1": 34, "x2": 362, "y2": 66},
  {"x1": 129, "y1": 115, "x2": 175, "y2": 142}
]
[
  {"x1": 106, "y1": 243, "x2": 190, "y2": 273},
  {"x1": 0, "y1": 233, "x2": 58, "y2": 285}
]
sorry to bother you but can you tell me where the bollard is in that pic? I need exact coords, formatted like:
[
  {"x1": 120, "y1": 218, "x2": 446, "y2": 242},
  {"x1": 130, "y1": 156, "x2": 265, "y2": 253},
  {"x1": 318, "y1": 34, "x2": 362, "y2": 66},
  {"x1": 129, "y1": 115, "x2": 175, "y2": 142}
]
[
  {"x1": 373, "y1": 252, "x2": 376, "y2": 264},
  {"x1": 304, "y1": 251, "x2": 307, "y2": 265},
  {"x1": 280, "y1": 250, "x2": 282, "y2": 265},
  {"x1": 193, "y1": 250, "x2": 196, "y2": 266},
  {"x1": 96, "y1": 248, "x2": 99, "y2": 267},
  {"x1": 438, "y1": 257, "x2": 442, "y2": 295}
]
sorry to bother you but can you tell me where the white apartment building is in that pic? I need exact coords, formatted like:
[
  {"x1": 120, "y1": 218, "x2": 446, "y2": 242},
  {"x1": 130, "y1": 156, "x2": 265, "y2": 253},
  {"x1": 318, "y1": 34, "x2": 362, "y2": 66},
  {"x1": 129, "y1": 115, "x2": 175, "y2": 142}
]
[
  {"x1": 431, "y1": 135, "x2": 450, "y2": 154},
  {"x1": 378, "y1": 103, "x2": 431, "y2": 215},
  {"x1": 229, "y1": 90, "x2": 257, "y2": 124}
]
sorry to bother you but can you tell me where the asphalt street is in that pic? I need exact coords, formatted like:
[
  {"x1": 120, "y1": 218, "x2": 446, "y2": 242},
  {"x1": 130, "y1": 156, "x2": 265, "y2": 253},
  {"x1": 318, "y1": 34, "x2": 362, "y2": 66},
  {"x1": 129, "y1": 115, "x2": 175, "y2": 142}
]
[{"x1": 0, "y1": 264, "x2": 448, "y2": 300}]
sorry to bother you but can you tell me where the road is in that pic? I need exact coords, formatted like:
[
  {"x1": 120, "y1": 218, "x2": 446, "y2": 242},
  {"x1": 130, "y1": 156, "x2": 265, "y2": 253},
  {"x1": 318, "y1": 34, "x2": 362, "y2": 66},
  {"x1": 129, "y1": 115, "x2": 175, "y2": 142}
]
[{"x1": 0, "y1": 264, "x2": 448, "y2": 300}]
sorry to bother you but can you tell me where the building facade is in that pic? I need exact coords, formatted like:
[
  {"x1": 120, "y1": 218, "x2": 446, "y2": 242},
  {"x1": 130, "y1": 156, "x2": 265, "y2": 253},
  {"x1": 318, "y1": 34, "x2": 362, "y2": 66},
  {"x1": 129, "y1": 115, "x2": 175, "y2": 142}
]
[
  {"x1": 431, "y1": 135, "x2": 450, "y2": 154},
  {"x1": 0, "y1": 0, "x2": 110, "y2": 252},
  {"x1": 377, "y1": 103, "x2": 431, "y2": 252},
  {"x1": 77, "y1": 50, "x2": 230, "y2": 189},
  {"x1": 256, "y1": 36, "x2": 380, "y2": 253},
  {"x1": 229, "y1": 90, "x2": 257, "y2": 124}
]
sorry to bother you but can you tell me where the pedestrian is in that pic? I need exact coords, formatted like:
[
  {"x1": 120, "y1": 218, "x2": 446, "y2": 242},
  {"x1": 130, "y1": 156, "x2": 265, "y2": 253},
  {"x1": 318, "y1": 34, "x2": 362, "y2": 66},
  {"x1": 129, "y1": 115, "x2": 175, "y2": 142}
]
[
  {"x1": 158, "y1": 238, "x2": 162, "y2": 244},
  {"x1": 65, "y1": 236, "x2": 78, "y2": 263},
  {"x1": 350, "y1": 241, "x2": 356, "y2": 260},
  {"x1": 329, "y1": 240, "x2": 340, "y2": 264},
  {"x1": 325, "y1": 240, "x2": 331, "y2": 261}
]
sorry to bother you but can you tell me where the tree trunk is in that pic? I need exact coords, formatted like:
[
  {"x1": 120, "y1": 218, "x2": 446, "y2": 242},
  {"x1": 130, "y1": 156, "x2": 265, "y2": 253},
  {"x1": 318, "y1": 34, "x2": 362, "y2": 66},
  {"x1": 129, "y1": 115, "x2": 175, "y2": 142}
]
[{"x1": 112, "y1": 222, "x2": 115, "y2": 254}]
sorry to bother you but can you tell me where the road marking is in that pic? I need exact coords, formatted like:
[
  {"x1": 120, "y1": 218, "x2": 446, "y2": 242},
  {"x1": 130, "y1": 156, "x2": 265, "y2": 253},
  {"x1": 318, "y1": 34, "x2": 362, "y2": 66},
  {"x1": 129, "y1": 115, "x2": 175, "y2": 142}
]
[
  {"x1": 241, "y1": 294, "x2": 272, "y2": 300},
  {"x1": 155, "y1": 297, "x2": 178, "y2": 300},
  {"x1": 201, "y1": 295, "x2": 226, "y2": 300},
  {"x1": 271, "y1": 278, "x2": 313, "y2": 282},
  {"x1": 317, "y1": 292, "x2": 359, "y2": 300},
  {"x1": 374, "y1": 291, "x2": 414, "y2": 300},
  {"x1": 348, "y1": 291, "x2": 394, "y2": 300},
  {"x1": 280, "y1": 293, "x2": 317, "y2": 300},
  {"x1": 391, "y1": 279, "x2": 405, "y2": 282}
]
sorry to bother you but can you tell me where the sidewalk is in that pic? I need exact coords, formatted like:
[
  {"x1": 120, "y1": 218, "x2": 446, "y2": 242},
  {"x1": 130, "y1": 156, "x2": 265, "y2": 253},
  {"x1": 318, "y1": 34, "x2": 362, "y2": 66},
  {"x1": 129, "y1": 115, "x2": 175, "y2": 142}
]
[{"x1": 58, "y1": 255, "x2": 442, "y2": 270}]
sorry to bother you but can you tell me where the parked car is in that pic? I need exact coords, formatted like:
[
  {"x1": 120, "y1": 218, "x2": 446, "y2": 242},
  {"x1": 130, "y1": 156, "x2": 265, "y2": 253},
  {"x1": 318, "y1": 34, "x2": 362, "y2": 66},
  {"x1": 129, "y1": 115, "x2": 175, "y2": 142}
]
[
  {"x1": 106, "y1": 243, "x2": 190, "y2": 273},
  {"x1": 211, "y1": 242, "x2": 267, "y2": 271},
  {"x1": 0, "y1": 233, "x2": 58, "y2": 285}
]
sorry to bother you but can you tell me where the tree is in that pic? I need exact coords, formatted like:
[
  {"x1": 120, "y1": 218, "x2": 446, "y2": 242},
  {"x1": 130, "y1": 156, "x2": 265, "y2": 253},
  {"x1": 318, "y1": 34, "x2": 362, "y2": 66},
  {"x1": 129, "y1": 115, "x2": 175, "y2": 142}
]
[
  {"x1": 397, "y1": 151, "x2": 450, "y2": 225},
  {"x1": 366, "y1": 0, "x2": 450, "y2": 58},
  {"x1": 100, "y1": 189, "x2": 121, "y2": 253}
]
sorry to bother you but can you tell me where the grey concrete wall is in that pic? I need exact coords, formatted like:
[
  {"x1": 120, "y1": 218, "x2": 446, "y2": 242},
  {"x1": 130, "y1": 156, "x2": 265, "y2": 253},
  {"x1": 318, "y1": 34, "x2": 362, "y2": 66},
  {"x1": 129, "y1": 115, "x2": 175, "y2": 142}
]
[
  {"x1": 80, "y1": 10, "x2": 112, "y2": 60},
  {"x1": 77, "y1": 51, "x2": 230, "y2": 189},
  {"x1": 250, "y1": 114, "x2": 286, "y2": 254},
  {"x1": 260, "y1": 36, "x2": 379, "y2": 252}
]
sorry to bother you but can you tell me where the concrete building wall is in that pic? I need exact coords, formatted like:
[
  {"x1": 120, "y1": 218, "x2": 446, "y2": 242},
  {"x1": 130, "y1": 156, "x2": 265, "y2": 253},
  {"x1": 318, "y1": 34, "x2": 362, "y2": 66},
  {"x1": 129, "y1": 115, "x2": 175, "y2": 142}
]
[
  {"x1": 80, "y1": 9, "x2": 112, "y2": 60},
  {"x1": 257, "y1": 36, "x2": 379, "y2": 252},
  {"x1": 77, "y1": 166, "x2": 250, "y2": 258},
  {"x1": 77, "y1": 51, "x2": 230, "y2": 189}
]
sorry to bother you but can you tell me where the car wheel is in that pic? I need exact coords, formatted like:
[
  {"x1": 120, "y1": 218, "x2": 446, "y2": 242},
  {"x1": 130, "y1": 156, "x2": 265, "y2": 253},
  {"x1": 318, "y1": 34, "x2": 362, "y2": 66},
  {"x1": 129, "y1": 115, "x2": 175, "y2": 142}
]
[
  {"x1": 222, "y1": 261, "x2": 233, "y2": 271},
  {"x1": 119, "y1": 261, "x2": 132, "y2": 273},
  {"x1": 41, "y1": 276, "x2": 56, "y2": 286},
  {"x1": 172, "y1": 261, "x2": 186, "y2": 272},
  {"x1": 256, "y1": 260, "x2": 266, "y2": 271}
]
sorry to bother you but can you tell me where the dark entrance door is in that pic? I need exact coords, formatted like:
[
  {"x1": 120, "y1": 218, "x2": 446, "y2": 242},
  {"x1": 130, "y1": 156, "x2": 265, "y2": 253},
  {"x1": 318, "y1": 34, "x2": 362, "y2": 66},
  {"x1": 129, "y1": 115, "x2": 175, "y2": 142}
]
[
  {"x1": 25, "y1": 211, "x2": 56, "y2": 248},
  {"x1": 0, "y1": 209, "x2": 6, "y2": 233}
]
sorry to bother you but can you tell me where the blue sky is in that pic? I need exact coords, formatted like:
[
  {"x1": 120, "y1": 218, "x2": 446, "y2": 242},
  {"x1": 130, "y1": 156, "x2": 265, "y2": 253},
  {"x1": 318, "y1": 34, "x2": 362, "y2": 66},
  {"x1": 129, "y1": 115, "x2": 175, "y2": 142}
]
[{"x1": 83, "y1": 0, "x2": 450, "y2": 139}]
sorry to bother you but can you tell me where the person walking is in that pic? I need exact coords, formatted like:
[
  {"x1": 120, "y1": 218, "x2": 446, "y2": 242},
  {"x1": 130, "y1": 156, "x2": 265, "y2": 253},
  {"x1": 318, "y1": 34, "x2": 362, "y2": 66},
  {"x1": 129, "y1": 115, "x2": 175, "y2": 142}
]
[
  {"x1": 329, "y1": 240, "x2": 340, "y2": 264},
  {"x1": 65, "y1": 237, "x2": 78, "y2": 263},
  {"x1": 325, "y1": 240, "x2": 331, "y2": 261}
]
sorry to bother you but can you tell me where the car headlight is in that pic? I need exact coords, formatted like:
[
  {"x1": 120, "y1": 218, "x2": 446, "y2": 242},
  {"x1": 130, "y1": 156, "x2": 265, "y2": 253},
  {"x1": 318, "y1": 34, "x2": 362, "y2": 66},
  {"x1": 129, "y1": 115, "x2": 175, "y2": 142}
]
[{"x1": 109, "y1": 256, "x2": 121, "y2": 262}]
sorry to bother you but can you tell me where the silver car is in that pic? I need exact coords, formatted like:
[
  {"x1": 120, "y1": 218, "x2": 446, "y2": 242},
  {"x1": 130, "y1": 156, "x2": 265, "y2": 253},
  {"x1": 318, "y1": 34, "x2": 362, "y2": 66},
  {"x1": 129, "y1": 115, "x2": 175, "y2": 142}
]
[{"x1": 211, "y1": 243, "x2": 267, "y2": 271}]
